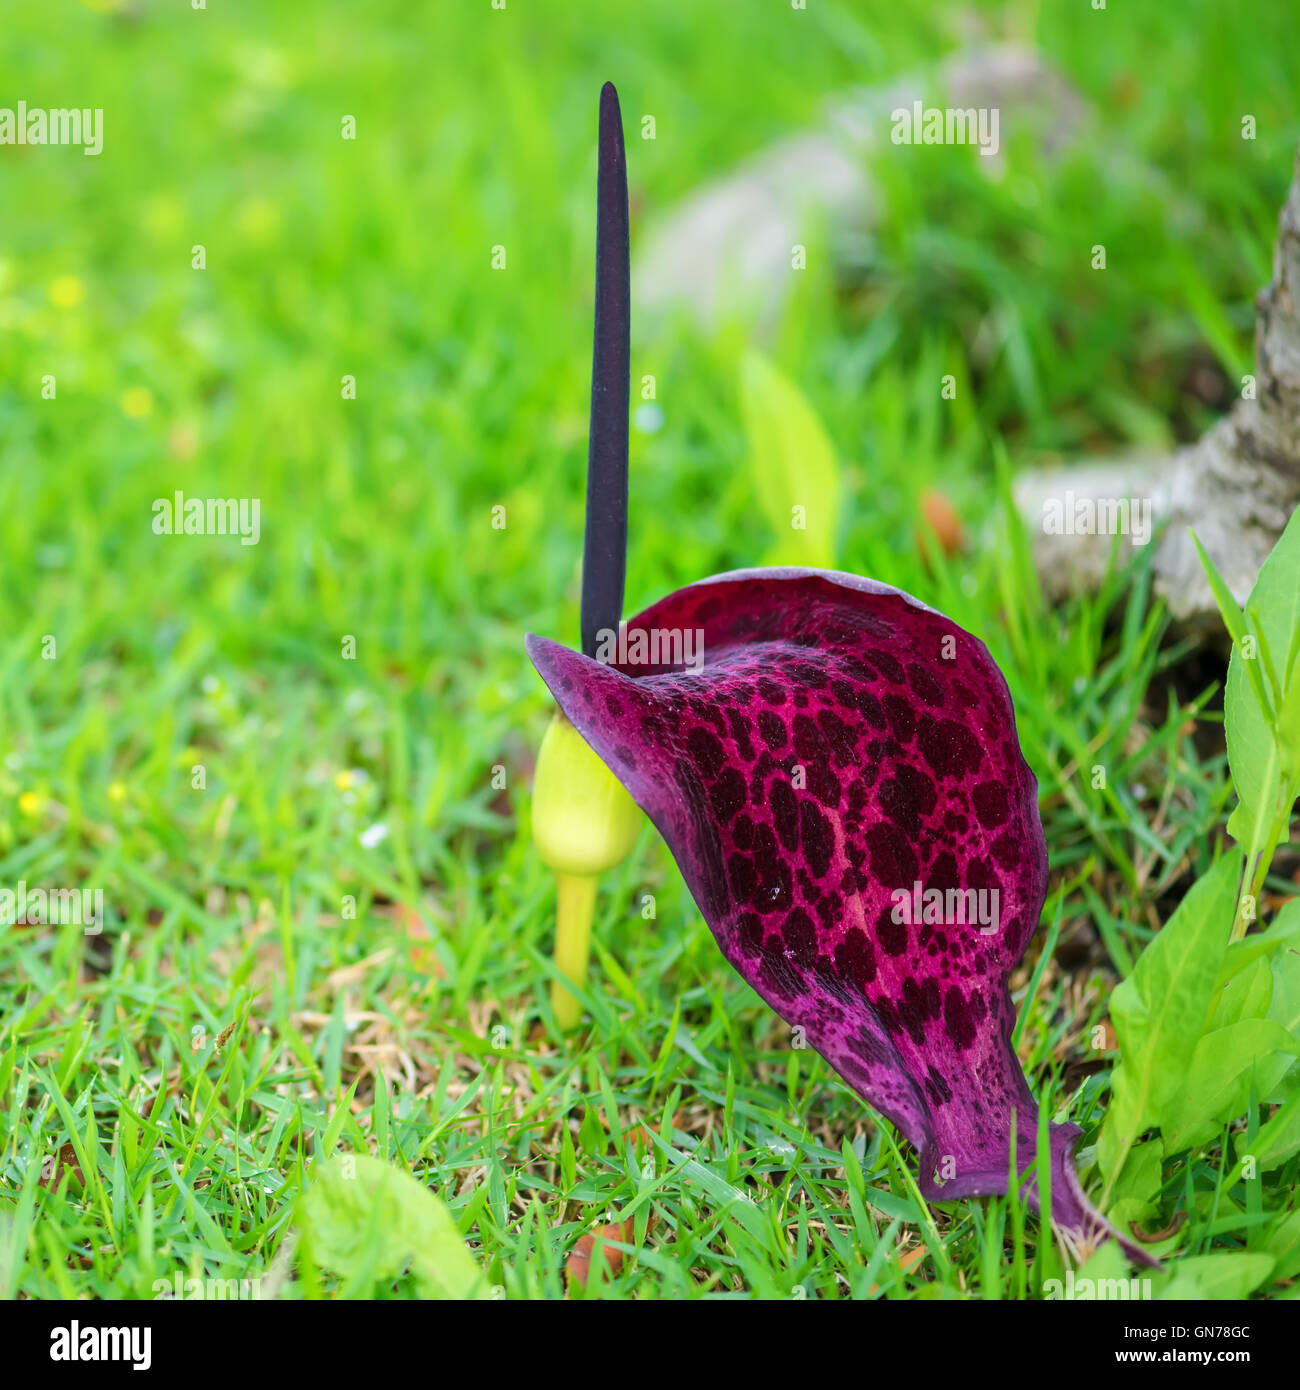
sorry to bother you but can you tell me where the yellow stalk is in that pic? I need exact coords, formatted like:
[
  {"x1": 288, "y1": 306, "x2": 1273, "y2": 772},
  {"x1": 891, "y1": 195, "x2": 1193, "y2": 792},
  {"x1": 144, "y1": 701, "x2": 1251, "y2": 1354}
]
[
  {"x1": 551, "y1": 873, "x2": 599, "y2": 1029},
  {"x1": 532, "y1": 713, "x2": 642, "y2": 1031}
]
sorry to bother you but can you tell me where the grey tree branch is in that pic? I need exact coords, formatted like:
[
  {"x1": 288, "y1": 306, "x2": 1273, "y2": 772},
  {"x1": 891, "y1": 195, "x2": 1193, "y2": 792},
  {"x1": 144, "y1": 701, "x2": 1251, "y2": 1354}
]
[{"x1": 1016, "y1": 145, "x2": 1300, "y2": 621}]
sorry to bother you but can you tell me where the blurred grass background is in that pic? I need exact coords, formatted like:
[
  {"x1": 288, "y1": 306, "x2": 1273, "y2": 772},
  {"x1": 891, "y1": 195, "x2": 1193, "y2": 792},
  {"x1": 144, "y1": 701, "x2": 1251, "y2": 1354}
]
[{"x1": 1, "y1": 0, "x2": 1298, "y2": 1299}]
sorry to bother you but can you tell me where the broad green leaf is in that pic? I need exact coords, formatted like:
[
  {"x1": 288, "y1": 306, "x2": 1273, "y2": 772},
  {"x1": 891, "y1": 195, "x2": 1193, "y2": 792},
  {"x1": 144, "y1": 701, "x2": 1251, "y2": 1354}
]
[
  {"x1": 1218, "y1": 898, "x2": 1300, "y2": 987},
  {"x1": 1191, "y1": 531, "x2": 1250, "y2": 650},
  {"x1": 1218, "y1": 510, "x2": 1300, "y2": 854},
  {"x1": 1209, "y1": 955, "x2": 1273, "y2": 1030},
  {"x1": 298, "y1": 1155, "x2": 488, "y2": 1299},
  {"x1": 1162, "y1": 1018, "x2": 1299, "y2": 1152},
  {"x1": 738, "y1": 350, "x2": 840, "y2": 568},
  {"x1": 1264, "y1": 945, "x2": 1300, "y2": 1102},
  {"x1": 1245, "y1": 506, "x2": 1300, "y2": 693},
  {"x1": 1268, "y1": 945, "x2": 1300, "y2": 1035},
  {"x1": 1106, "y1": 1140, "x2": 1162, "y2": 1230},
  {"x1": 1262, "y1": 1106, "x2": 1300, "y2": 1170},
  {"x1": 1072, "y1": 1240, "x2": 1145, "y2": 1297},
  {"x1": 1278, "y1": 671, "x2": 1300, "y2": 771},
  {"x1": 1157, "y1": 1252, "x2": 1275, "y2": 1301},
  {"x1": 1263, "y1": 1207, "x2": 1300, "y2": 1282},
  {"x1": 1240, "y1": 1086, "x2": 1300, "y2": 1174},
  {"x1": 1224, "y1": 650, "x2": 1283, "y2": 856},
  {"x1": 1099, "y1": 851, "x2": 1242, "y2": 1199}
]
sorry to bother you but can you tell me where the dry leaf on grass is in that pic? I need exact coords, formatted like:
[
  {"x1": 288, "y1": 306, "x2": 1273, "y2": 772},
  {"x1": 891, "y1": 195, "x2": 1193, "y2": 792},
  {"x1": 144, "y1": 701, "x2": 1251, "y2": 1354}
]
[
  {"x1": 867, "y1": 1242, "x2": 930, "y2": 1295},
  {"x1": 566, "y1": 1218, "x2": 637, "y2": 1292},
  {"x1": 915, "y1": 486, "x2": 966, "y2": 568},
  {"x1": 38, "y1": 1142, "x2": 84, "y2": 1191}
]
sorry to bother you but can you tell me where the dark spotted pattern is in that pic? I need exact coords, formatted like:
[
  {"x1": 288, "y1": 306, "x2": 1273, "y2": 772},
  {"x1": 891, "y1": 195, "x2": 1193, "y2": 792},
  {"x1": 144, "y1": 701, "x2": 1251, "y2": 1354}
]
[{"x1": 528, "y1": 567, "x2": 1142, "y2": 1260}]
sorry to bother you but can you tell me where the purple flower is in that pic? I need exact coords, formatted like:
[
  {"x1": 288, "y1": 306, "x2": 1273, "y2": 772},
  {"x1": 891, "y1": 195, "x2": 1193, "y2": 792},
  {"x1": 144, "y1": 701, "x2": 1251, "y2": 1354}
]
[{"x1": 529, "y1": 84, "x2": 1153, "y2": 1268}]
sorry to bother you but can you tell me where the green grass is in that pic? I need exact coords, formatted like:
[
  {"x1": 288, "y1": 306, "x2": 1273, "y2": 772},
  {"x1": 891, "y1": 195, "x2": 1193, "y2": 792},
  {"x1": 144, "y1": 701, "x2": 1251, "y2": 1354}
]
[{"x1": 1, "y1": 0, "x2": 1298, "y2": 1299}]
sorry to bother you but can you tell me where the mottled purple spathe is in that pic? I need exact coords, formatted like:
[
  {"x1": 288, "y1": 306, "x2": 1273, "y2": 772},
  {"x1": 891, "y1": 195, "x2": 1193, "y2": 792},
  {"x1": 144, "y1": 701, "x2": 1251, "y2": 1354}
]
[{"x1": 528, "y1": 566, "x2": 1152, "y2": 1264}]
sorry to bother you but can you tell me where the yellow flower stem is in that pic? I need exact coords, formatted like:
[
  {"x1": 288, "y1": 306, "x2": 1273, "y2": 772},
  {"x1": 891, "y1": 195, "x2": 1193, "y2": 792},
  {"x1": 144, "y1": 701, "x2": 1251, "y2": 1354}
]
[{"x1": 551, "y1": 871, "x2": 599, "y2": 1030}]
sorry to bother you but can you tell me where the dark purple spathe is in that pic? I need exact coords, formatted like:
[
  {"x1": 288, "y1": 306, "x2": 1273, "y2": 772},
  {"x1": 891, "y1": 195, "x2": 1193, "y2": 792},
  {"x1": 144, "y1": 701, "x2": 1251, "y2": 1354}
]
[{"x1": 528, "y1": 566, "x2": 1155, "y2": 1265}]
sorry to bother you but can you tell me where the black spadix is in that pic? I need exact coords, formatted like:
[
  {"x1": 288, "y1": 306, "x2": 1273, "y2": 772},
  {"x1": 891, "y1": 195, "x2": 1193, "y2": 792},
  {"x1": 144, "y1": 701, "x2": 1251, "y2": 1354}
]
[{"x1": 579, "y1": 81, "x2": 631, "y2": 661}]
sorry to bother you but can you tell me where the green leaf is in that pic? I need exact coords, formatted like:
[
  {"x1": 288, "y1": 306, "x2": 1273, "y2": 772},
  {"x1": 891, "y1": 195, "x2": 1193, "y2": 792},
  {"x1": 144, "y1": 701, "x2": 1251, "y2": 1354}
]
[
  {"x1": 1157, "y1": 1252, "x2": 1275, "y2": 1301},
  {"x1": 1263, "y1": 1207, "x2": 1300, "y2": 1282},
  {"x1": 1224, "y1": 649, "x2": 1284, "y2": 856},
  {"x1": 1074, "y1": 1239, "x2": 1136, "y2": 1294},
  {"x1": 1216, "y1": 510, "x2": 1300, "y2": 854},
  {"x1": 1269, "y1": 946, "x2": 1300, "y2": 1030},
  {"x1": 298, "y1": 1155, "x2": 489, "y2": 1299},
  {"x1": 1277, "y1": 672, "x2": 1300, "y2": 772},
  {"x1": 1192, "y1": 531, "x2": 1250, "y2": 650},
  {"x1": 1106, "y1": 1140, "x2": 1162, "y2": 1230},
  {"x1": 1240, "y1": 1086, "x2": 1300, "y2": 1174},
  {"x1": 738, "y1": 351, "x2": 840, "y2": 568},
  {"x1": 1218, "y1": 898, "x2": 1300, "y2": 987},
  {"x1": 1098, "y1": 851, "x2": 1242, "y2": 1199},
  {"x1": 1209, "y1": 955, "x2": 1274, "y2": 1030},
  {"x1": 1264, "y1": 944, "x2": 1300, "y2": 1102},
  {"x1": 1162, "y1": 1018, "x2": 1299, "y2": 1152},
  {"x1": 1247, "y1": 507, "x2": 1300, "y2": 689},
  {"x1": 1193, "y1": 528, "x2": 1277, "y2": 741}
]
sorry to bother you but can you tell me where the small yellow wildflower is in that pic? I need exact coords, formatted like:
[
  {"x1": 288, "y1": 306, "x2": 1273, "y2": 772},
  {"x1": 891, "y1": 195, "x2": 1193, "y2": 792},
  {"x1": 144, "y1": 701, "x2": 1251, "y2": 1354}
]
[
  {"x1": 334, "y1": 770, "x2": 355, "y2": 792},
  {"x1": 108, "y1": 782, "x2": 128, "y2": 803},
  {"x1": 49, "y1": 275, "x2": 85, "y2": 309},
  {"x1": 121, "y1": 386, "x2": 154, "y2": 419},
  {"x1": 17, "y1": 791, "x2": 42, "y2": 817}
]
